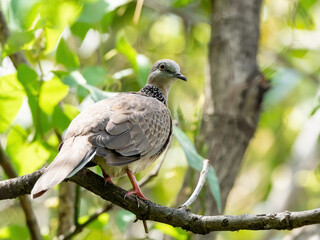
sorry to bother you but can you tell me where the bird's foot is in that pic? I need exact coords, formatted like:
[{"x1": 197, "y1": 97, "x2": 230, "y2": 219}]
[
  {"x1": 101, "y1": 169, "x2": 113, "y2": 185},
  {"x1": 126, "y1": 168, "x2": 147, "y2": 200},
  {"x1": 126, "y1": 189, "x2": 147, "y2": 200}
]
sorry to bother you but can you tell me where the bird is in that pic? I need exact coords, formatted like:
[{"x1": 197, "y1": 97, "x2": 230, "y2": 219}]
[{"x1": 31, "y1": 59, "x2": 187, "y2": 199}]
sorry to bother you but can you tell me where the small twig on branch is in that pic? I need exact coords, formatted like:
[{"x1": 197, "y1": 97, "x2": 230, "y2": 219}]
[
  {"x1": 0, "y1": 146, "x2": 43, "y2": 240},
  {"x1": 59, "y1": 203, "x2": 113, "y2": 240},
  {"x1": 180, "y1": 159, "x2": 210, "y2": 209}
]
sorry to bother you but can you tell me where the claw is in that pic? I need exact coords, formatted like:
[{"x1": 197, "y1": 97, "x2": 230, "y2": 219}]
[{"x1": 101, "y1": 168, "x2": 113, "y2": 185}]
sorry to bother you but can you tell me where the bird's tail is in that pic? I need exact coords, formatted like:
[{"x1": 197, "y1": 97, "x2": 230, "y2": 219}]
[{"x1": 31, "y1": 136, "x2": 95, "y2": 199}]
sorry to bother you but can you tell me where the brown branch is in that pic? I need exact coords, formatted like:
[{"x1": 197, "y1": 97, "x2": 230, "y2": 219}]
[
  {"x1": 1, "y1": 168, "x2": 320, "y2": 234},
  {"x1": 59, "y1": 149, "x2": 168, "y2": 237},
  {"x1": 0, "y1": 147, "x2": 43, "y2": 240},
  {"x1": 60, "y1": 150, "x2": 168, "y2": 238}
]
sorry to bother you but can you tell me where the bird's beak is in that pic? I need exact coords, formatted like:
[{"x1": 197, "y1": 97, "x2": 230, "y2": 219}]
[{"x1": 174, "y1": 73, "x2": 187, "y2": 81}]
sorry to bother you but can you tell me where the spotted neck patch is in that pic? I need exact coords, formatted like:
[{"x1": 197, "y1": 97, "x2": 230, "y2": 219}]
[{"x1": 139, "y1": 85, "x2": 167, "y2": 106}]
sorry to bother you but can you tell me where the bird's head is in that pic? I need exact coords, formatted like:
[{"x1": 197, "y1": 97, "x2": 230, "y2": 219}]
[{"x1": 147, "y1": 59, "x2": 187, "y2": 96}]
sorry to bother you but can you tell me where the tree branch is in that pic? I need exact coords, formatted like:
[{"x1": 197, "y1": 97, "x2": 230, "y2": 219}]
[
  {"x1": 180, "y1": 160, "x2": 210, "y2": 209},
  {"x1": 1, "y1": 168, "x2": 320, "y2": 234}
]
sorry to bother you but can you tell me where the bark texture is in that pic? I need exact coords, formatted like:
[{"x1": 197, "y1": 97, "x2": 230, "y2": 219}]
[
  {"x1": 1, "y1": 168, "x2": 320, "y2": 234},
  {"x1": 197, "y1": 0, "x2": 269, "y2": 226}
]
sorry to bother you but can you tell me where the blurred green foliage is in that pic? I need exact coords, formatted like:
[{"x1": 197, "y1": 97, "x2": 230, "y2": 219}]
[
  {"x1": 0, "y1": 0, "x2": 320, "y2": 239},
  {"x1": 0, "y1": 0, "x2": 209, "y2": 239}
]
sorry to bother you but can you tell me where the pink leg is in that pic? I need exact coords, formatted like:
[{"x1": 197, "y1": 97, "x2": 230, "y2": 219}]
[
  {"x1": 101, "y1": 168, "x2": 113, "y2": 184},
  {"x1": 126, "y1": 169, "x2": 147, "y2": 200}
]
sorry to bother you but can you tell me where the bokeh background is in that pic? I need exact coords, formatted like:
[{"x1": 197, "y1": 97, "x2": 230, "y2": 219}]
[{"x1": 0, "y1": 0, "x2": 320, "y2": 239}]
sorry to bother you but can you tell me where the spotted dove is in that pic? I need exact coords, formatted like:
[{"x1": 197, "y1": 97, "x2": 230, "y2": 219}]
[{"x1": 31, "y1": 59, "x2": 187, "y2": 199}]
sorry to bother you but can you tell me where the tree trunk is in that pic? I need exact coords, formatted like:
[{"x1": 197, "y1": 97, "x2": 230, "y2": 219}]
[{"x1": 194, "y1": 0, "x2": 269, "y2": 237}]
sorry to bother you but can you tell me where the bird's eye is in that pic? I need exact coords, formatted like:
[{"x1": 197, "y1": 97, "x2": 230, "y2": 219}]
[{"x1": 159, "y1": 64, "x2": 165, "y2": 70}]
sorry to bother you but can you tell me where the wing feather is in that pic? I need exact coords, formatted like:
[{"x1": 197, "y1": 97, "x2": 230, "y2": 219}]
[{"x1": 89, "y1": 94, "x2": 172, "y2": 166}]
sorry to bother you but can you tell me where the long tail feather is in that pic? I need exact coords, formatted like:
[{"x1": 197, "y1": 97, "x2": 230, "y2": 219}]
[{"x1": 31, "y1": 136, "x2": 94, "y2": 199}]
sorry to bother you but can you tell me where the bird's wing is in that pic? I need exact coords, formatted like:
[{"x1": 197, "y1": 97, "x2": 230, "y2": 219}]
[
  {"x1": 31, "y1": 98, "x2": 114, "y2": 198},
  {"x1": 89, "y1": 93, "x2": 172, "y2": 166}
]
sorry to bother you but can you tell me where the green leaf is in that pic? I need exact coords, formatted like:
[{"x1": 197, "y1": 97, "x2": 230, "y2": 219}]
[
  {"x1": 0, "y1": 225, "x2": 29, "y2": 240},
  {"x1": 52, "y1": 105, "x2": 71, "y2": 133},
  {"x1": 173, "y1": 126, "x2": 202, "y2": 171},
  {"x1": 288, "y1": 49, "x2": 308, "y2": 58},
  {"x1": 115, "y1": 210, "x2": 135, "y2": 233},
  {"x1": 264, "y1": 68, "x2": 303, "y2": 109},
  {"x1": 17, "y1": 65, "x2": 45, "y2": 135},
  {"x1": 311, "y1": 96, "x2": 320, "y2": 116},
  {"x1": 173, "y1": 0, "x2": 197, "y2": 7},
  {"x1": 53, "y1": 103, "x2": 79, "y2": 133},
  {"x1": 17, "y1": 64, "x2": 39, "y2": 94},
  {"x1": 82, "y1": 66, "x2": 107, "y2": 86},
  {"x1": 153, "y1": 223, "x2": 188, "y2": 240},
  {"x1": 207, "y1": 166, "x2": 221, "y2": 213},
  {"x1": 56, "y1": 38, "x2": 80, "y2": 70},
  {"x1": 116, "y1": 34, "x2": 138, "y2": 69},
  {"x1": 0, "y1": 73, "x2": 25, "y2": 133},
  {"x1": 136, "y1": 54, "x2": 151, "y2": 86},
  {"x1": 17, "y1": 64, "x2": 51, "y2": 136},
  {"x1": 291, "y1": 2, "x2": 315, "y2": 30},
  {"x1": 116, "y1": 34, "x2": 151, "y2": 87},
  {"x1": 62, "y1": 104, "x2": 80, "y2": 121},
  {"x1": 300, "y1": 0, "x2": 317, "y2": 10},
  {"x1": 63, "y1": 72, "x2": 118, "y2": 102},
  {"x1": 173, "y1": 126, "x2": 221, "y2": 212},
  {"x1": 70, "y1": 22, "x2": 91, "y2": 39},
  {"x1": 78, "y1": 213, "x2": 109, "y2": 230},
  {"x1": 44, "y1": 27, "x2": 63, "y2": 54},
  {"x1": 78, "y1": 0, "x2": 109, "y2": 24},
  {"x1": 39, "y1": 76, "x2": 69, "y2": 115},
  {"x1": 6, "y1": 125, "x2": 51, "y2": 175},
  {"x1": 4, "y1": 31, "x2": 34, "y2": 54}
]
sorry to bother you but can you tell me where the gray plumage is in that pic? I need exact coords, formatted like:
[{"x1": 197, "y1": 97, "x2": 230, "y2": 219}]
[{"x1": 31, "y1": 59, "x2": 187, "y2": 199}]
